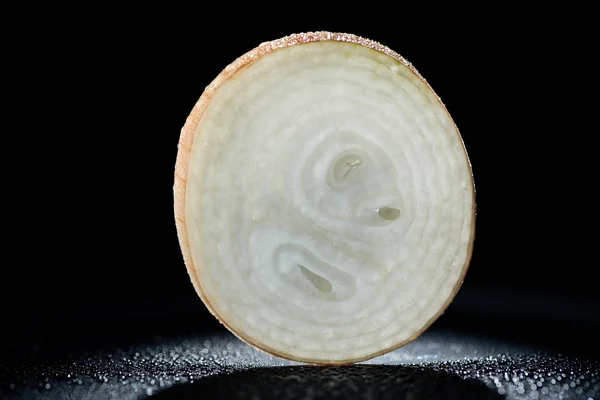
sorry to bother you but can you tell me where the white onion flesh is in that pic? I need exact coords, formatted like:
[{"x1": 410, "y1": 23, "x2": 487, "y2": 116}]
[{"x1": 174, "y1": 32, "x2": 475, "y2": 364}]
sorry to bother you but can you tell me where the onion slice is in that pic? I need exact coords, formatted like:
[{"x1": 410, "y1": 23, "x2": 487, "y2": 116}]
[{"x1": 174, "y1": 32, "x2": 475, "y2": 364}]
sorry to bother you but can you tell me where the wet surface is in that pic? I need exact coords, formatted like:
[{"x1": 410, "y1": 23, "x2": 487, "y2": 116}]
[
  {"x1": 152, "y1": 365, "x2": 503, "y2": 399},
  {"x1": 1, "y1": 331, "x2": 598, "y2": 399},
  {"x1": 150, "y1": 365, "x2": 503, "y2": 400}
]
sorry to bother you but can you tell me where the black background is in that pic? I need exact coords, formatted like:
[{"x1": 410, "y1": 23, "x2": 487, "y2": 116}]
[{"x1": 5, "y1": 19, "x2": 598, "y2": 359}]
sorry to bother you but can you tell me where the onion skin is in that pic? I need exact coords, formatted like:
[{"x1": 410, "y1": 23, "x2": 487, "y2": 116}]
[{"x1": 174, "y1": 31, "x2": 476, "y2": 365}]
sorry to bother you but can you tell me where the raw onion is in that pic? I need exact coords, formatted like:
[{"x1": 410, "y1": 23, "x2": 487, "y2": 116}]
[{"x1": 174, "y1": 32, "x2": 475, "y2": 364}]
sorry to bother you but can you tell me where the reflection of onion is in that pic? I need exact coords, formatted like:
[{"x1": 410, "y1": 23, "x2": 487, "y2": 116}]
[{"x1": 174, "y1": 32, "x2": 475, "y2": 364}]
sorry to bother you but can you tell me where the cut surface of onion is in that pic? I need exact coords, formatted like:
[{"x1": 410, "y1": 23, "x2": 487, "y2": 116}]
[{"x1": 174, "y1": 32, "x2": 475, "y2": 364}]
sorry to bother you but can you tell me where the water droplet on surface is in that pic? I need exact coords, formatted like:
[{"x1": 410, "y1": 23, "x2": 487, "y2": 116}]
[
  {"x1": 378, "y1": 207, "x2": 401, "y2": 220},
  {"x1": 333, "y1": 154, "x2": 363, "y2": 181},
  {"x1": 299, "y1": 265, "x2": 333, "y2": 293},
  {"x1": 530, "y1": 390, "x2": 539, "y2": 399}
]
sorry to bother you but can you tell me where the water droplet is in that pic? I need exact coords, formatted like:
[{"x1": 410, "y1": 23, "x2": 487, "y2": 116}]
[
  {"x1": 333, "y1": 154, "x2": 363, "y2": 181},
  {"x1": 299, "y1": 264, "x2": 333, "y2": 293},
  {"x1": 530, "y1": 391, "x2": 539, "y2": 399},
  {"x1": 378, "y1": 207, "x2": 401, "y2": 220}
]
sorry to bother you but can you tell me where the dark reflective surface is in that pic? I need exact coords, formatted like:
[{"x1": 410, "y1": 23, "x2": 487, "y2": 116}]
[
  {"x1": 1, "y1": 331, "x2": 598, "y2": 399},
  {"x1": 151, "y1": 365, "x2": 502, "y2": 400}
]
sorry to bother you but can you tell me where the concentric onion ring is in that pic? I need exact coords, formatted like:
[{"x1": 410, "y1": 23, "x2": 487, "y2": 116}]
[{"x1": 174, "y1": 32, "x2": 475, "y2": 364}]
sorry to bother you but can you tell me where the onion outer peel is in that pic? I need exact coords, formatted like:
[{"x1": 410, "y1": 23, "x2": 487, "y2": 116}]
[{"x1": 174, "y1": 31, "x2": 476, "y2": 365}]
